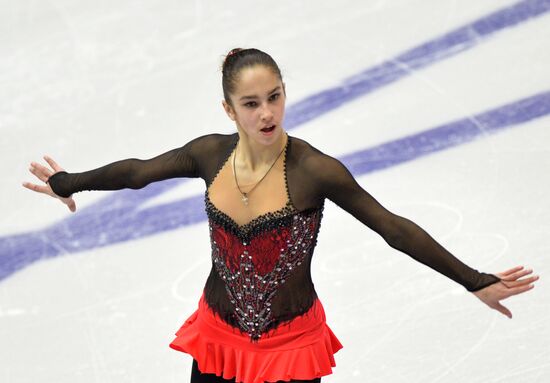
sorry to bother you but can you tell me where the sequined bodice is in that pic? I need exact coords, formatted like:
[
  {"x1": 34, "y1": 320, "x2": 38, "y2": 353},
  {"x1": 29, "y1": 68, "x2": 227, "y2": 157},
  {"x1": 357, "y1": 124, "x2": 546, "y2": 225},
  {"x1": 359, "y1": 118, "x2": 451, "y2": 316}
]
[{"x1": 204, "y1": 190, "x2": 324, "y2": 341}]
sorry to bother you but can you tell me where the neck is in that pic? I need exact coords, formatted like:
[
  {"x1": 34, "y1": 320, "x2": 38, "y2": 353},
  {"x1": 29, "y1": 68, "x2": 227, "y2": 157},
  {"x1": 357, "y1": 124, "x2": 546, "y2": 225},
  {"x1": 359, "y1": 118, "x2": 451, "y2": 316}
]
[{"x1": 236, "y1": 130, "x2": 288, "y2": 171}]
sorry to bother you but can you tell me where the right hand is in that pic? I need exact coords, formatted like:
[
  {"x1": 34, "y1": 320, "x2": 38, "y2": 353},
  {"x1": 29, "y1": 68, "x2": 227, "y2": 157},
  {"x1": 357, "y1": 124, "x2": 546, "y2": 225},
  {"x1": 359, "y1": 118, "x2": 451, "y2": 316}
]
[{"x1": 22, "y1": 155, "x2": 77, "y2": 212}]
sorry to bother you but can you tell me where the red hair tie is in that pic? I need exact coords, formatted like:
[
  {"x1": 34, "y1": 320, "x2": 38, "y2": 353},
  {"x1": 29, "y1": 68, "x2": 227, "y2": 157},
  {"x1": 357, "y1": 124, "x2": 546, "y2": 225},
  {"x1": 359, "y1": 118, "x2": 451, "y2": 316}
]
[{"x1": 227, "y1": 48, "x2": 243, "y2": 58}]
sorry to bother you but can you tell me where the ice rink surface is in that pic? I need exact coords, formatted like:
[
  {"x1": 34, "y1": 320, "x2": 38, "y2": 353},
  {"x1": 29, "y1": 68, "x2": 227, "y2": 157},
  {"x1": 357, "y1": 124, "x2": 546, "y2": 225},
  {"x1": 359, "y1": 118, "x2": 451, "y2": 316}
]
[{"x1": 2, "y1": 0, "x2": 549, "y2": 382}]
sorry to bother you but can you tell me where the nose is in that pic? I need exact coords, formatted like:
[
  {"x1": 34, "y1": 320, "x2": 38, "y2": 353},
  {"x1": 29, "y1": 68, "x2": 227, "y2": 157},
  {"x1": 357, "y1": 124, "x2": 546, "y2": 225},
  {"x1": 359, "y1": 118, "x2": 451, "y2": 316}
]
[{"x1": 260, "y1": 103, "x2": 274, "y2": 122}]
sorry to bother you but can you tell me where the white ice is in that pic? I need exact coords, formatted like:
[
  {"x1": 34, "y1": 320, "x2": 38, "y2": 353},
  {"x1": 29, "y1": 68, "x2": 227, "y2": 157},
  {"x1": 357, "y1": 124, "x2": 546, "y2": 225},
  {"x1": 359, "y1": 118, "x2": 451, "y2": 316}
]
[{"x1": 1, "y1": 0, "x2": 548, "y2": 382}]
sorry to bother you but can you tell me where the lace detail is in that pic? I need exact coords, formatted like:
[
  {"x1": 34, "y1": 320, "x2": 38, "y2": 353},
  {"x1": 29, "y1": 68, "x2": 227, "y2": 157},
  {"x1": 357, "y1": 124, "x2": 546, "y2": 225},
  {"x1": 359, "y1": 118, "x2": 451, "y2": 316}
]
[
  {"x1": 205, "y1": 192, "x2": 298, "y2": 241},
  {"x1": 206, "y1": 202, "x2": 324, "y2": 341},
  {"x1": 203, "y1": 133, "x2": 329, "y2": 342}
]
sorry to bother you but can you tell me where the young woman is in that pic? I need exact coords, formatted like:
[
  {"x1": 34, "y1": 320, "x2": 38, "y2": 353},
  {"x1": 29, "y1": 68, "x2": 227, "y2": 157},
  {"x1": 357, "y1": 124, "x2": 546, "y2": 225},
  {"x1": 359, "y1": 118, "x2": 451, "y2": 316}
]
[{"x1": 23, "y1": 48, "x2": 538, "y2": 383}]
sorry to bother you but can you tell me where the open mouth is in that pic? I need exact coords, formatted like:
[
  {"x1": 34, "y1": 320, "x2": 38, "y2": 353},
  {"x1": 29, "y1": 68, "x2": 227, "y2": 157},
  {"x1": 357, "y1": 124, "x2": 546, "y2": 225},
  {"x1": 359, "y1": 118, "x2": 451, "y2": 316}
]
[{"x1": 261, "y1": 125, "x2": 276, "y2": 132}]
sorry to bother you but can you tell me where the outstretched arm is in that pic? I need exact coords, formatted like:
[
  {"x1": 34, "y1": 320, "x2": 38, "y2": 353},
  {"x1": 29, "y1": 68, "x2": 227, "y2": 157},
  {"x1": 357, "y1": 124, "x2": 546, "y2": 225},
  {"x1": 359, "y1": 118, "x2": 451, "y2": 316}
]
[
  {"x1": 308, "y1": 151, "x2": 538, "y2": 317},
  {"x1": 47, "y1": 134, "x2": 208, "y2": 197},
  {"x1": 23, "y1": 134, "x2": 211, "y2": 211}
]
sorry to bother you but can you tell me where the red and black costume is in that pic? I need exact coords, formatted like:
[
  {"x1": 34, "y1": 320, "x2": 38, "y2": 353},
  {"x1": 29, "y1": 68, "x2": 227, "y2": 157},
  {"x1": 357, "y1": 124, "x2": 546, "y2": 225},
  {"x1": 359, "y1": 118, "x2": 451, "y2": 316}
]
[{"x1": 47, "y1": 132, "x2": 500, "y2": 383}]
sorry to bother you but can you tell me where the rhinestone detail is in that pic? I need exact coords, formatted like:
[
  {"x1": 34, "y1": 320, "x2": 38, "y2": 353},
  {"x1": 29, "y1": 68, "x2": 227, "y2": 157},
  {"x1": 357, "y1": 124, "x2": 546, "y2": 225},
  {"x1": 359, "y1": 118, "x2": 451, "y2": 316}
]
[{"x1": 206, "y1": 198, "x2": 324, "y2": 341}]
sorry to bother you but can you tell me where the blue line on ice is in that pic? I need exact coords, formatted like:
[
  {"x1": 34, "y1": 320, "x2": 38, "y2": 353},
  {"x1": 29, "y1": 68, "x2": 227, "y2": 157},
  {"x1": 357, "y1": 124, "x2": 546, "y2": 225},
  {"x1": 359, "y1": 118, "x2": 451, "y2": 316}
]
[
  {"x1": 285, "y1": 0, "x2": 550, "y2": 128},
  {"x1": 2, "y1": 0, "x2": 550, "y2": 281}
]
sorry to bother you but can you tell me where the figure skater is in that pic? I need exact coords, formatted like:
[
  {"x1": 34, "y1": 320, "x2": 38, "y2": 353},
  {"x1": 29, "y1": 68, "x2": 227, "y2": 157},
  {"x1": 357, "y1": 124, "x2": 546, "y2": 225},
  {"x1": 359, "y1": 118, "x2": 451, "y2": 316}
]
[{"x1": 23, "y1": 48, "x2": 538, "y2": 383}]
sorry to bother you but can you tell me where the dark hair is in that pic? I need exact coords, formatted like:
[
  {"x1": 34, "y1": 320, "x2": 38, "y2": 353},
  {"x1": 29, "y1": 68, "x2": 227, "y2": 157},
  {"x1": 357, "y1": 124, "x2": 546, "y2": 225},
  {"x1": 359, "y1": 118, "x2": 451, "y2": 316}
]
[{"x1": 221, "y1": 48, "x2": 283, "y2": 106}]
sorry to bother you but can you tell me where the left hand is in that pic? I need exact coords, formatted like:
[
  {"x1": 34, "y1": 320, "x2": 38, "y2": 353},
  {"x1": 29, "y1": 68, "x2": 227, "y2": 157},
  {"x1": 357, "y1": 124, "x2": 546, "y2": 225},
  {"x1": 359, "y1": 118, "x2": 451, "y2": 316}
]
[{"x1": 472, "y1": 265, "x2": 539, "y2": 319}]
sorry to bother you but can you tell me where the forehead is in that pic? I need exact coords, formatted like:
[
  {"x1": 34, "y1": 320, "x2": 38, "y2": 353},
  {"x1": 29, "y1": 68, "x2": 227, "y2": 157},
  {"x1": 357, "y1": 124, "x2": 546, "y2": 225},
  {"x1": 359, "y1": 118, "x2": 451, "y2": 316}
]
[{"x1": 233, "y1": 65, "x2": 281, "y2": 96}]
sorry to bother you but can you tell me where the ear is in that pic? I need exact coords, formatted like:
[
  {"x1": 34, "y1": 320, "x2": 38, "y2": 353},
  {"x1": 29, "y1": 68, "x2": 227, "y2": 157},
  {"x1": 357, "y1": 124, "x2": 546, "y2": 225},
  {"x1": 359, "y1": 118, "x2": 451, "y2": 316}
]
[
  {"x1": 222, "y1": 100, "x2": 236, "y2": 121},
  {"x1": 282, "y1": 82, "x2": 286, "y2": 96}
]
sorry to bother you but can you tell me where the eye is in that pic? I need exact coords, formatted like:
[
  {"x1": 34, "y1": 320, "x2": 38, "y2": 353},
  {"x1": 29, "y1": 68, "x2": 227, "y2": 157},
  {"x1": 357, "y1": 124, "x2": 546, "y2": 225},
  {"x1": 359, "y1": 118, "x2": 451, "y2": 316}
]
[
  {"x1": 244, "y1": 101, "x2": 258, "y2": 108},
  {"x1": 269, "y1": 93, "x2": 280, "y2": 101}
]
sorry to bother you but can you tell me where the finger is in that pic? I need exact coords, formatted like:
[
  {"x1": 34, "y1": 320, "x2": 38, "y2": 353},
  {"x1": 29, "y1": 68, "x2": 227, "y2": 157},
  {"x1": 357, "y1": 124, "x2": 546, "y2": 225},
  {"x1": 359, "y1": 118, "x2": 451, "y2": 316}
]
[
  {"x1": 506, "y1": 283, "x2": 535, "y2": 298},
  {"x1": 501, "y1": 268, "x2": 533, "y2": 282},
  {"x1": 508, "y1": 268, "x2": 533, "y2": 281},
  {"x1": 68, "y1": 199, "x2": 76, "y2": 212},
  {"x1": 501, "y1": 274, "x2": 539, "y2": 289},
  {"x1": 494, "y1": 302, "x2": 512, "y2": 319},
  {"x1": 43, "y1": 155, "x2": 64, "y2": 173},
  {"x1": 29, "y1": 162, "x2": 53, "y2": 183},
  {"x1": 497, "y1": 266, "x2": 524, "y2": 278},
  {"x1": 22, "y1": 181, "x2": 51, "y2": 195},
  {"x1": 514, "y1": 274, "x2": 539, "y2": 286}
]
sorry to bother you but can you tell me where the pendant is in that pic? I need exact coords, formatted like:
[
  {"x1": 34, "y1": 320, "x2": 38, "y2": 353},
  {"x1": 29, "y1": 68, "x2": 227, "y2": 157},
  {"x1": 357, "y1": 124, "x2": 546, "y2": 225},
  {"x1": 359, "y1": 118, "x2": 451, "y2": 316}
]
[{"x1": 242, "y1": 193, "x2": 249, "y2": 206}]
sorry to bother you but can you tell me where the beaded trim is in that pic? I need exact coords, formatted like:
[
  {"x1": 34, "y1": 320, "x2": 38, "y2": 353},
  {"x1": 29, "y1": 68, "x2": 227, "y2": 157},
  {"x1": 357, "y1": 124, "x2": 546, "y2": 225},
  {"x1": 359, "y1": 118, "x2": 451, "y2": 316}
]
[
  {"x1": 208, "y1": 205, "x2": 324, "y2": 341},
  {"x1": 205, "y1": 193, "x2": 297, "y2": 241},
  {"x1": 203, "y1": 133, "x2": 327, "y2": 341}
]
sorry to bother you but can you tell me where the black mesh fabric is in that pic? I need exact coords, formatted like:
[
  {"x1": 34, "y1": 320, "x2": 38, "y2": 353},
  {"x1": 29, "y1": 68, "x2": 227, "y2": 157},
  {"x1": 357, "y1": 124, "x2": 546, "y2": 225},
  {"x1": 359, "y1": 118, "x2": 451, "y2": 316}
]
[{"x1": 47, "y1": 132, "x2": 501, "y2": 339}]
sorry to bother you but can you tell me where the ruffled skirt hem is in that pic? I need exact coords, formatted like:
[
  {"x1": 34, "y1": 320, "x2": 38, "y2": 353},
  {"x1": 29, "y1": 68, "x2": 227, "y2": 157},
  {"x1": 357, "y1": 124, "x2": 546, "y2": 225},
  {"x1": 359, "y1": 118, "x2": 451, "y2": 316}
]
[{"x1": 169, "y1": 293, "x2": 343, "y2": 383}]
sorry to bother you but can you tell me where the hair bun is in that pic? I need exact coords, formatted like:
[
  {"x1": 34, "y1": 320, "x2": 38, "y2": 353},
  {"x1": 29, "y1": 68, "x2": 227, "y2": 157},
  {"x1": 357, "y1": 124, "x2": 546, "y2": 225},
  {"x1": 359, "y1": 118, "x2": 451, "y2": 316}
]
[
  {"x1": 227, "y1": 48, "x2": 243, "y2": 57},
  {"x1": 222, "y1": 48, "x2": 244, "y2": 72}
]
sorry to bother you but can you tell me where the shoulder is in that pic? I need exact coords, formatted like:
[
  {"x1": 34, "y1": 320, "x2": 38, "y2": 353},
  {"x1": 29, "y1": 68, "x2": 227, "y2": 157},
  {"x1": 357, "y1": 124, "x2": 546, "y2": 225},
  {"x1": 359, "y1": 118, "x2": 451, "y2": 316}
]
[
  {"x1": 182, "y1": 132, "x2": 237, "y2": 181},
  {"x1": 289, "y1": 135, "x2": 346, "y2": 175},
  {"x1": 288, "y1": 135, "x2": 324, "y2": 162},
  {"x1": 182, "y1": 132, "x2": 237, "y2": 157},
  {"x1": 186, "y1": 132, "x2": 235, "y2": 148},
  {"x1": 287, "y1": 135, "x2": 358, "y2": 205}
]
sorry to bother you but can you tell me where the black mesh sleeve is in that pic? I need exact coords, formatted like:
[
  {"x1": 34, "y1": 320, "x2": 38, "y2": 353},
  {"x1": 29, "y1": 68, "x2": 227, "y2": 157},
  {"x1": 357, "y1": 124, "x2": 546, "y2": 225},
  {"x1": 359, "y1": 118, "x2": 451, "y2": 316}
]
[
  {"x1": 306, "y1": 148, "x2": 501, "y2": 292},
  {"x1": 46, "y1": 134, "x2": 209, "y2": 198}
]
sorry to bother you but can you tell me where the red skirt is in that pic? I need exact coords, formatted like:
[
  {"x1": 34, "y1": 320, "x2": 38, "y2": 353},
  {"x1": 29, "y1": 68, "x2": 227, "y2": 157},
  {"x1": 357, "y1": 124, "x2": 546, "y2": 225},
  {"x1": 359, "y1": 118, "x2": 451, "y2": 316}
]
[{"x1": 169, "y1": 292, "x2": 343, "y2": 383}]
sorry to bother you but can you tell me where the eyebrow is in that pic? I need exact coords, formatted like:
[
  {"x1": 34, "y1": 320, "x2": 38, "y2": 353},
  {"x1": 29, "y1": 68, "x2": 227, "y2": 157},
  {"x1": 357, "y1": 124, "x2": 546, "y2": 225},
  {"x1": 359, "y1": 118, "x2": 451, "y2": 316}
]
[{"x1": 239, "y1": 86, "x2": 281, "y2": 101}]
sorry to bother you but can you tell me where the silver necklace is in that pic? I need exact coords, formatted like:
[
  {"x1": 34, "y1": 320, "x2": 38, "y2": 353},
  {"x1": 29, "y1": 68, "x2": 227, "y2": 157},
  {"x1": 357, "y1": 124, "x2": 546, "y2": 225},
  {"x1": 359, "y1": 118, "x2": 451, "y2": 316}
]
[{"x1": 233, "y1": 134, "x2": 288, "y2": 206}]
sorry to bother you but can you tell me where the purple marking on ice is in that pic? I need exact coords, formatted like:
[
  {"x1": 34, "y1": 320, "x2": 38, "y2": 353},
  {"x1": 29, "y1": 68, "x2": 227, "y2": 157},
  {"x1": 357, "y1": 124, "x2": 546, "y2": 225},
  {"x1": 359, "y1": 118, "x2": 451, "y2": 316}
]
[
  {"x1": 339, "y1": 91, "x2": 550, "y2": 174},
  {"x1": 2, "y1": 0, "x2": 550, "y2": 281},
  {"x1": 3, "y1": 90, "x2": 549, "y2": 281},
  {"x1": 284, "y1": 0, "x2": 550, "y2": 129}
]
